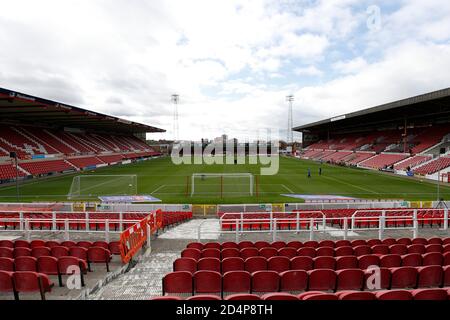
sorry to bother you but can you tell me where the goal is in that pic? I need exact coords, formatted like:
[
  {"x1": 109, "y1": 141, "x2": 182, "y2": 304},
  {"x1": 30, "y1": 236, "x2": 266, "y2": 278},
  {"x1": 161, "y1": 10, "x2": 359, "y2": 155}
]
[
  {"x1": 190, "y1": 173, "x2": 254, "y2": 197},
  {"x1": 67, "y1": 175, "x2": 137, "y2": 199}
]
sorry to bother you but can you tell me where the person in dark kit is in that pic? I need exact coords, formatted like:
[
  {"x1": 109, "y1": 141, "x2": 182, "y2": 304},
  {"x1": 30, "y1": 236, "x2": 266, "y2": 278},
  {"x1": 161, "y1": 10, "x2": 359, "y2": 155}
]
[
  {"x1": 319, "y1": 167, "x2": 322, "y2": 175},
  {"x1": 307, "y1": 168, "x2": 311, "y2": 178}
]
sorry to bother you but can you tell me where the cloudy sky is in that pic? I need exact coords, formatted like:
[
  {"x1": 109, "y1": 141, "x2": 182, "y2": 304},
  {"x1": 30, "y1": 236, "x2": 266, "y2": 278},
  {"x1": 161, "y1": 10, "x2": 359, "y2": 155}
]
[{"x1": 1, "y1": 0, "x2": 450, "y2": 142}]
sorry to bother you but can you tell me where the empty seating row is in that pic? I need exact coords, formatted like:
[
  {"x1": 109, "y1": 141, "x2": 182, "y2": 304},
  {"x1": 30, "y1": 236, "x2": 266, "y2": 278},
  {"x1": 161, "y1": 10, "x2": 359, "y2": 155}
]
[
  {"x1": 359, "y1": 153, "x2": 409, "y2": 170},
  {"x1": 181, "y1": 244, "x2": 450, "y2": 261},
  {"x1": 155, "y1": 288, "x2": 450, "y2": 300},
  {"x1": 0, "y1": 246, "x2": 113, "y2": 271},
  {"x1": 0, "y1": 271, "x2": 53, "y2": 300},
  {"x1": 18, "y1": 160, "x2": 74, "y2": 175},
  {"x1": 0, "y1": 256, "x2": 87, "y2": 287},
  {"x1": 162, "y1": 266, "x2": 450, "y2": 297},
  {"x1": 186, "y1": 238, "x2": 450, "y2": 250},
  {"x1": 175, "y1": 253, "x2": 450, "y2": 274},
  {"x1": 0, "y1": 239, "x2": 120, "y2": 252}
]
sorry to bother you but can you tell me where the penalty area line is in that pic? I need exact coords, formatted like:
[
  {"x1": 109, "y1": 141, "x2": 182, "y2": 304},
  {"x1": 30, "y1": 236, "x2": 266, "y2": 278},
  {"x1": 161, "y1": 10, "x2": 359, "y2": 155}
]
[
  {"x1": 151, "y1": 184, "x2": 166, "y2": 194},
  {"x1": 282, "y1": 184, "x2": 294, "y2": 193}
]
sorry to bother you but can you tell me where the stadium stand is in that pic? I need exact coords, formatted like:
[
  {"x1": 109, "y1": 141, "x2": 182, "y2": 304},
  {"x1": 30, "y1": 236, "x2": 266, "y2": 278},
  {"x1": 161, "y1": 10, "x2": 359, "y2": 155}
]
[
  {"x1": 358, "y1": 153, "x2": 409, "y2": 170},
  {"x1": 414, "y1": 157, "x2": 450, "y2": 175},
  {"x1": 394, "y1": 155, "x2": 432, "y2": 171}
]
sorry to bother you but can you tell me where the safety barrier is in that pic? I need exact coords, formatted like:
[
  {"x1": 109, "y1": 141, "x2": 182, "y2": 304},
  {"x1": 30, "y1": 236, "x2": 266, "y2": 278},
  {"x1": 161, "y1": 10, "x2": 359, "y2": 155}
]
[
  {"x1": 119, "y1": 209, "x2": 163, "y2": 263},
  {"x1": 200, "y1": 209, "x2": 449, "y2": 242}
]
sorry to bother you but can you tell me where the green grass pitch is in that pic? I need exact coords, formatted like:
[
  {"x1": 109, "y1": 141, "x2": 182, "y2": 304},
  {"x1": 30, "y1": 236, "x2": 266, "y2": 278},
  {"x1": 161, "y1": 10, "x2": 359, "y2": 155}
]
[{"x1": 0, "y1": 156, "x2": 448, "y2": 203}]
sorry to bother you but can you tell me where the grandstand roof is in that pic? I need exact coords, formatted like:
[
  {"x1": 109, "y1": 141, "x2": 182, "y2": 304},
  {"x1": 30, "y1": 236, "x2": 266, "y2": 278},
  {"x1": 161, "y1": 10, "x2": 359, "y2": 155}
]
[
  {"x1": 294, "y1": 87, "x2": 450, "y2": 134},
  {"x1": 0, "y1": 87, "x2": 165, "y2": 134}
]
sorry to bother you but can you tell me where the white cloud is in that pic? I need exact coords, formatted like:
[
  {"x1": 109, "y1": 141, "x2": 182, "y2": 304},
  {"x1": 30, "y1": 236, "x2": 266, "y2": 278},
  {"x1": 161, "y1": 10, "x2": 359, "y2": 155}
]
[
  {"x1": 332, "y1": 57, "x2": 368, "y2": 74},
  {"x1": 294, "y1": 66, "x2": 323, "y2": 77}
]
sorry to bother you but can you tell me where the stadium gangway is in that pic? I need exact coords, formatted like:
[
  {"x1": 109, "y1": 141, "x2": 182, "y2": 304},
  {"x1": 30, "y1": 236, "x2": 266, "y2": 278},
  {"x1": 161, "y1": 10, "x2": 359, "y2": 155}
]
[
  {"x1": 199, "y1": 215, "x2": 449, "y2": 243},
  {"x1": 350, "y1": 208, "x2": 449, "y2": 233}
]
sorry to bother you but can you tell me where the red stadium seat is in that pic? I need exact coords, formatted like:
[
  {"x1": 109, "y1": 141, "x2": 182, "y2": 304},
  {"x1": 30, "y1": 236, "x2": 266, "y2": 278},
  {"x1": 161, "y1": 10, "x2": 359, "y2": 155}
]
[
  {"x1": 197, "y1": 258, "x2": 221, "y2": 272},
  {"x1": 372, "y1": 244, "x2": 389, "y2": 255},
  {"x1": 222, "y1": 257, "x2": 244, "y2": 273},
  {"x1": 254, "y1": 241, "x2": 270, "y2": 250},
  {"x1": 193, "y1": 270, "x2": 221, "y2": 295},
  {"x1": 31, "y1": 247, "x2": 51, "y2": 258},
  {"x1": 238, "y1": 241, "x2": 254, "y2": 250},
  {"x1": 270, "y1": 241, "x2": 286, "y2": 250},
  {"x1": 61, "y1": 241, "x2": 76, "y2": 248},
  {"x1": 401, "y1": 253, "x2": 422, "y2": 267},
  {"x1": 354, "y1": 245, "x2": 371, "y2": 257},
  {"x1": 181, "y1": 248, "x2": 201, "y2": 261},
  {"x1": 411, "y1": 238, "x2": 428, "y2": 245},
  {"x1": 13, "y1": 247, "x2": 31, "y2": 258},
  {"x1": 87, "y1": 247, "x2": 111, "y2": 272},
  {"x1": 422, "y1": 252, "x2": 443, "y2": 266},
  {"x1": 314, "y1": 256, "x2": 336, "y2": 270},
  {"x1": 412, "y1": 288, "x2": 448, "y2": 300},
  {"x1": 316, "y1": 247, "x2": 334, "y2": 257},
  {"x1": 366, "y1": 239, "x2": 381, "y2": 246},
  {"x1": 297, "y1": 247, "x2": 316, "y2": 258},
  {"x1": 337, "y1": 291, "x2": 376, "y2": 300},
  {"x1": 390, "y1": 244, "x2": 408, "y2": 255},
  {"x1": 14, "y1": 256, "x2": 37, "y2": 272},
  {"x1": 0, "y1": 240, "x2": 14, "y2": 248},
  {"x1": 267, "y1": 256, "x2": 290, "y2": 272},
  {"x1": 244, "y1": 257, "x2": 267, "y2": 273},
  {"x1": 291, "y1": 256, "x2": 313, "y2": 271},
  {"x1": 397, "y1": 238, "x2": 412, "y2": 246},
  {"x1": 51, "y1": 246, "x2": 69, "y2": 259},
  {"x1": 204, "y1": 242, "x2": 221, "y2": 250},
  {"x1": 307, "y1": 269, "x2": 336, "y2": 292},
  {"x1": 427, "y1": 237, "x2": 443, "y2": 245},
  {"x1": 336, "y1": 269, "x2": 364, "y2": 291},
  {"x1": 407, "y1": 244, "x2": 426, "y2": 254},
  {"x1": 202, "y1": 248, "x2": 221, "y2": 259},
  {"x1": 262, "y1": 293, "x2": 298, "y2": 300},
  {"x1": 319, "y1": 240, "x2": 335, "y2": 248},
  {"x1": 0, "y1": 257, "x2": 14, "y2": 271},
  {"x1": 303, "y1": 241, "x2": 319, "y2": 248},
  {"x1": 224, "y1": 293, "x2": 261, "y2": 300},
  {"x1": 286, "y1": 241, "x2": 303, "y2": 249},
  {"x1": 251, "y1": 271, "x2": 279, "y2": 293},
  {"x1": 302, "y1": 293, "x2": 338, "y2": 300},
  {"x1": 93, "y1": 241, "x2": 109, "y2": 249},
  {"x1": 0, "y1": 271, "x2": 15, "y2": 298},
  {"x1": 0, "y1": 248, "x2": 13, "y2": 259},
  {"x1": 151, "y1": 296, "x2": 183, "y2": 300},
  {"x1": 108, "y1": 241, "x2": 121, "y2": 255},
  {"x1": 173, "y1": 257, "x2": 197, "y2": 274},
  {"x1": 278, "y1": 247, "x2": 297, "y2": 259},
  {"x1": 426, "y1": 244, "x2": 443, "y2": 253},
  {"x1": 221, "y1": 248, "x2": 240, "y2": 259},
  {"x1": 380, "y1": 254, "x2": 401, "y2": 268},
  {"x1": 390, "y1": 267, "x2": 418, "y2": 289},
  {"x1": 58, "y1": 256, "x2": 87, "y2": 287},
  {"x1": 37, "y1": 256, "x2": 59, "y2": 278},
  {"x1": 162, "y1": 271, "x2": 193, "y2": 296},
  {"x1": 335, "y1": 246, "x2": 354, "y2": 257},
  {"x1": 14, "y1": 240, "x2": 30, "y2": 248},
  {"x1": 375, "y1": 290, "x2": 412, "y2": 300},
  {"x1": 444, "y1": 265, "x2": 450, "y2": 287},
  {"x1": 417, "y1": 265, "x2": 443, "y2": 288},
  {"x1": 30, "y1": 240, "x2": 46, "y2": 249},
  {"x1": 186, "y1": 294, "x2": 221, "y2": 300},
  {"x1": 13, "y1": 271, "x2": 53, "y2": 300},
  {"x1": 364, "y1": 267, "x2": 391, "y2": 290},
  {"x1": 351, "y1": 240, "x2": 367, "y2": 247},
  {"x1": 259, "y1": 247, "x2": 278, "y2": 259},
  {"x1": 222, "y1": 271, "x2": 251, "y2": 295},
  {"x1": 221, "y1": 242, "x2": 239, "y2": 249},
  {"x1": 279, "y1": 270, "x2": 307, "y2": 293},
  {"x1": 240, "y1": 248, "x2": 259, "y2": 260},
  {"x1": 381, "y1": 238, "x2": 397, "y2": 246},
  {"x1": 358, "y1": 254, "x2": 380, "y2": 269},
  {"x1": 77, "y1": 241, "x2": 93, "y2": 249},
  {"x1": 336, "y1": 256, "x2": 358, "y2": 270}
]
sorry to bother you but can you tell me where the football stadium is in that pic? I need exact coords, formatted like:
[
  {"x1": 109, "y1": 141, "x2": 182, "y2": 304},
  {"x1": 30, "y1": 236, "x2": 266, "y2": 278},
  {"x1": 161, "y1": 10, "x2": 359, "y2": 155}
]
[{"x1": 1, "y1": 0, "x2": 450, "y2": 313}]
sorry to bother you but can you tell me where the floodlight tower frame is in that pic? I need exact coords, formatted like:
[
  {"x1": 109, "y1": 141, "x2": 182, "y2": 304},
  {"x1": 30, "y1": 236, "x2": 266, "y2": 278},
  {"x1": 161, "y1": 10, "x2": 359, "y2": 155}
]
[
  {"x1": 171, "y1": 94, "x2": 179, "y2": 141},
  {"x1": 286, "y1": 95, "x2": 294, "y2": 143}
]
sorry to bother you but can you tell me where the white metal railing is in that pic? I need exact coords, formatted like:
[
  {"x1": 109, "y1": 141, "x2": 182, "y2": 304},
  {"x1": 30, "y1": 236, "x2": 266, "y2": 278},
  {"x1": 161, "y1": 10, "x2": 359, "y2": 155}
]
[
  {"x1": 0, "y1": 215, "x2": 147, "y2": 242},
  {"x1": 199, "y1": 214, "x2": 449, "y2": 242}
]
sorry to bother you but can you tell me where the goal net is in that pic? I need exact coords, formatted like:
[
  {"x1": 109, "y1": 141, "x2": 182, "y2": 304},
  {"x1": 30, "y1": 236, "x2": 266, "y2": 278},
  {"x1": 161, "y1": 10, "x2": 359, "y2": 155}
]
[
  {"x1": 67, "y1": 175, "x2": 137, "y2": 199},
  {"x1": 190, "y1": 173, "x2": 254, "y2": 197}
]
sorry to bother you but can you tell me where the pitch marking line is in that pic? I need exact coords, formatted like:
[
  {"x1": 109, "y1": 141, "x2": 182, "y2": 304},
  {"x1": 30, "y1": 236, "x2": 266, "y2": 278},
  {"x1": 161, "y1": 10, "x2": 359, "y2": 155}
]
[
  {"x1": 282, "y1": 184, "x2": 294, "y2": 193},
  {"x1": 321, "y1": 175, "x2": 379, "y2": 195},
  {"x1": 151, "y1": 184, "x2": 166, "y2": 194}
]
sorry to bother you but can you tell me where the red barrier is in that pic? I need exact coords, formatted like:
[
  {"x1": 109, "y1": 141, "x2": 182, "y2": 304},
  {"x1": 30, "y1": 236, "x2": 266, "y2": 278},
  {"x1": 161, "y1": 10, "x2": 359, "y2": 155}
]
[{"x1": 119, "y1": 209, "x2": 162, "y2": 263}]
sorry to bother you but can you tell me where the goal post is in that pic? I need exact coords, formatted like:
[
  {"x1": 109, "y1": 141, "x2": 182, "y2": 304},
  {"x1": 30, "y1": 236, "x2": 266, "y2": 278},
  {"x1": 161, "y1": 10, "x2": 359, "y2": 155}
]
[
  {"x1": 67, "y1": 174, "x2": 137, "y2": 199},
  {"x1": 190, "y1": 173, "x2": 254, "y2": 197}
]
